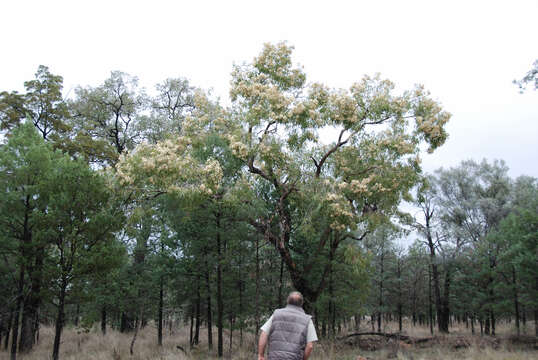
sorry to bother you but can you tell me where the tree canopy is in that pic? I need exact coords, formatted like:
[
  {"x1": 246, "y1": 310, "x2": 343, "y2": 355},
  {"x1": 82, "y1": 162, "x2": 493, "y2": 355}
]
[{"x1": 117, "y1": 42, "x2": 451, "y2": 307}]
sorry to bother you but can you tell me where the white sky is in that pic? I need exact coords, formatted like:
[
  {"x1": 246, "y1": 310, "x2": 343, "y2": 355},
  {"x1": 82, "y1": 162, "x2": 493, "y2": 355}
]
[{"x1": 1, "y1": 0, "x2": 537, "y2": 178}]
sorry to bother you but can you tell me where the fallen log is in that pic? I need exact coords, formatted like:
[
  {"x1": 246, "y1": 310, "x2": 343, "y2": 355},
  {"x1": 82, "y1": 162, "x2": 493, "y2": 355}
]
[{"x1": 338, "y1": 332, "x2": 433, "y2": 344}]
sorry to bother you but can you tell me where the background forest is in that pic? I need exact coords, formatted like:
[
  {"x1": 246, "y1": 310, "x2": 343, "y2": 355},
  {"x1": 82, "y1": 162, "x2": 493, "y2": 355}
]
[{"x1": 0, "y1": 44, "x2": 536, "y2": 360}]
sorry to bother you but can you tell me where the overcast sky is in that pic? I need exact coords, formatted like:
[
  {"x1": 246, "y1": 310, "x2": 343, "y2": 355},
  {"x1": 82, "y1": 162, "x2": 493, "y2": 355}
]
[{"x1": 1, "y1": 0, "x2": 536, "y2": 178}]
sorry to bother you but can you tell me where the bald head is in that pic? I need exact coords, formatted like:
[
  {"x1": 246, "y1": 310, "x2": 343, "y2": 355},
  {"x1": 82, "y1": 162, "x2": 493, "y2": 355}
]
[{"x1": 287, "y1": 291, "x2": 304, "y2": 307}]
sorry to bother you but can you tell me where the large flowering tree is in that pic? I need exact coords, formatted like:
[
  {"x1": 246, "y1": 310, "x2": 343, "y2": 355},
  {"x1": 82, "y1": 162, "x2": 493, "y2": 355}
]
[
  {"x1": 227, "y1": 43, "x2": 449, "y2": 305},
  {"x1": 117, "y1": 43, "x2": 450, "y2": 307}
]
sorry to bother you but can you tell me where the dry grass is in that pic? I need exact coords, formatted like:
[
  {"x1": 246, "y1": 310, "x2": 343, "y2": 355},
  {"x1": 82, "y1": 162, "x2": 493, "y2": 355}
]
[
  {"x1": 0, "y1": 321, "x2": 536, "y2": 360},
  {"x1": 360, "y1": 318, "x2": 534, "y2": 338},
  {"x1": 0, "y1": 324, "x2": 192, "y2": 360}
]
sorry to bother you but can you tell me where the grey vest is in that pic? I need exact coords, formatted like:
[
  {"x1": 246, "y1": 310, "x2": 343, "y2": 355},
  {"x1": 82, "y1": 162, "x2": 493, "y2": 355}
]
[{"x1": 268, "y1": 305, "x2": 311, "y2": 360}]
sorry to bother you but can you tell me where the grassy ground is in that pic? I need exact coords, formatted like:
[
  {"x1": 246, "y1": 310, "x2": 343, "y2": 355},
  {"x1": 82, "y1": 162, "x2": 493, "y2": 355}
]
[{"x1": 0, "y1": 321, "x2": 536, "y2": 359}]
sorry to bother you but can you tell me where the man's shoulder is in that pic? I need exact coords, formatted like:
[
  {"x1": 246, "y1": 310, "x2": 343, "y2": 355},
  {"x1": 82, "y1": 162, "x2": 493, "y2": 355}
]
[{"x1": 274, "y1": 306, "x2": 311, "y2": 325}]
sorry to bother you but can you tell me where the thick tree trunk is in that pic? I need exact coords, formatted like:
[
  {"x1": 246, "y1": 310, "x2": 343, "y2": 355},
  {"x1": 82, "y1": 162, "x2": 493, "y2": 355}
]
[
  {"x1": 278, "y1": 258, "x2": 284, "y2": 308},
  {"x1": 52, "y1": 279, "x2": 67, "y2": 360},
  {"x1": 261, "y1": 200, "x2": 331, "y2": 309}
]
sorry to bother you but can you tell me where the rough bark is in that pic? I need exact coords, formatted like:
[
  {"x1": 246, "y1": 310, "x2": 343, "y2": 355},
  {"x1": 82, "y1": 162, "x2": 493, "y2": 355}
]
[
  {"x1": 278, "y1": 257, "x2": 284, "y2": 308},
  {"x1": 248, "y1": 180, "x2": 347, "y2": 309},
  {"x1": 52, "y1": 278, "x2": 67, "y2": 360}
]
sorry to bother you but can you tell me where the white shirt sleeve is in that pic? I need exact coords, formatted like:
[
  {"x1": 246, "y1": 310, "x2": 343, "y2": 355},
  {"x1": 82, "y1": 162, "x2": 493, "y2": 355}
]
[
  {"x1": 260, "y1": 315, "x2": 273, "y2": 333},
  {"x1": 306, "y1": 319, "x2": 318, "y2": 342}
]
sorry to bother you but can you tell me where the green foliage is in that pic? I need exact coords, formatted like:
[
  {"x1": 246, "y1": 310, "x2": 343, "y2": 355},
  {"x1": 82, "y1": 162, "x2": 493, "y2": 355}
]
[
  {"x1": 117, "y1": 43, "x2": 450, "y2": 313},
  {"x1": 68, "y1": 71, "x2": 146, "y2": 165},
  {"x1": 0, "y1": 65, "x2": 71, "y2": 148},
  {"x1": 0, "y1": 120, "x2": 126, "y2": 353},
  {"x1": 489, "y1": 180, "x2": 538, "y2": 316},
  {"x1": 38, "y1": 153, "x2": 124, "y2": 279},
  {"x1": 0, "y1": 120, "x2": 57, "y2": 271},
  {"x1": 5, "y1": 45, "x2": 537, "y2": 349}
]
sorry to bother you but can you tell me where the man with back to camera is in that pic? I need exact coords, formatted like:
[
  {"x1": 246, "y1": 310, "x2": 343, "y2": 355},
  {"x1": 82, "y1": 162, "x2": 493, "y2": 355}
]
[{"x1": 258, "y1": 291, "x2": 318, "y2": 360}]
